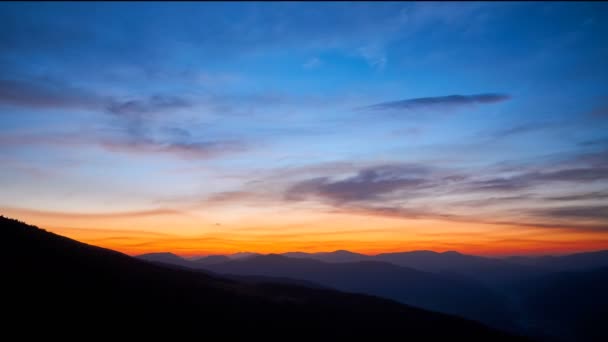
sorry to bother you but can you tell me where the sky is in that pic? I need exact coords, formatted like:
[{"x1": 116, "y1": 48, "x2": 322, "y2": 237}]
[{"x1": 1, "y1": 2, "x2": 608, "y2": 257}]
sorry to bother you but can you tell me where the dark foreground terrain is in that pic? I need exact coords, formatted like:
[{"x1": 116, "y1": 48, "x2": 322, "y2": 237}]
[
  {"x1": 140, "y1": 248, "x2": 608, "y2": 341},
  {"x1": 2, "y1": 216, "x2": 525, "y2": 340}
]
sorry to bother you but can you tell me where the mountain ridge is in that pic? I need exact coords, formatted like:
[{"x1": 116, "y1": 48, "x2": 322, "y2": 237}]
[{"x1": 2, "y1": 215, "x2": 525, "y2": 340}]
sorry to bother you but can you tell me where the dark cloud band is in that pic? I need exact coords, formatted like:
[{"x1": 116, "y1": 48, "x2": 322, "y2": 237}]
[{"x1": 361, "y1": 93, "x2": 510, "y2": 112}]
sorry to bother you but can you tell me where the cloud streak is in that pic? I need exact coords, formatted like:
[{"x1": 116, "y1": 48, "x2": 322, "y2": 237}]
[
  {"x1": 544, "y1": 192, "x2": 608, "y2": 202},
  {"x1": 280, "y1": 154, "x2": 608, "y2": 231},
  {"x1": 466, "y1": 167, "x2": 608, "y2": 193},
  {"x1": 529, "y1": 206, "x2": 608, "y2": 221},
  {"x1": 0, "y1": 78, "x2": 102, "y2": 110},
  {"x1": 100, "y1": 138, "x2": 248, "y2": 160},
  {"x1": 0, "y1": 78, "x2": 193, "y2": 118},
  {"x1": 285, "y1": 164, "x2": 432, "y2": 203},
  {"x1": 330, "y1": 205, "x2": 608, "y2": 233},
  {"x1": 360, "y1": 93, "x2": 510, "y2": 112},
  {"x1": 107, "y1": 95, "x2": 191, "y2": 117},
  {"x1": 0, "y1": 131, "x2": 249, "y2": 161},
  {"x1": 0, "y1": 207, "x2": 182, "y2": 220}
]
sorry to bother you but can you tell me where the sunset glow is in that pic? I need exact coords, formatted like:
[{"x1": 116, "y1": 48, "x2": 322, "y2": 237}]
[{"x1": 1, "y1": 2, "x2": 607, "y2": 257}]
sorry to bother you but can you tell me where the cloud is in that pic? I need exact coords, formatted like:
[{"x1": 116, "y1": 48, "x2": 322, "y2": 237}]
[
  {"x1": 302, "y1": 57, "x2": 323, "y2": 70},
  {"x1": 285, "y1": 164, "x2": 431, "y2": 203},
  {"x1": 466, "y1": 156, "x2": 608, "y2": 191},
  {"x1": 529, "y1": 205, "x2": 608, "y2": 221},
  {"x1": 105, "y1": 95, "x2": 193, "y2": 139},
  {"x1": 0, "y1": 78, "x2": 192, "y2": 120},
  {"x1": 490, "y1": 122, "x2": 551, "y2": 139},
  {"x1": 107, "y1": 95, "x2": 191, "y2": 117},
  {"x1": 204, "y1": 191, "x2": 258, "y2": 204},
  {"x1": 0, "y1": 78, "x2": 101, "y2": 110},
  {"x1": 0, "y1": 130, "x2": 249, "y2": 161},
  {"x1": 544, "y1": 192, "x2": 608, "y2": 201},
  {"x1": 0, "y1": 207, "x2": 181, "y2": 220},
  {"x1": 538, "y1": 167, "x2": 608, "y2": 182},
  {"x1": 579, "y1": 137, "x2": 608, "y2": 147},
  {"x1": 0, "y1": 132, "x2": 87, "y2": 148},
  {"x1": 360, "y1": 93, "x2": 511, "y2": 112},
  {"x1": 329, "y1": 204, "x2": 608, "y2": 233},
  {"x1": 0, "y1": 78, "x2": 249, "y2": 160},
  {"x1": 279, "y1": 155, "x2": 608, "y2": 233},
  {"x1": 466, "y1": 177, "x2": 531, "y2": 192},
  {"x1": 589, "y1": 102, "x2": 608, "y2": 118},
  {"x1": 357, "y1": 45, "x2": 387, "y2": 69},
  {"x1": 100, "y1": 138, "x2": 248, "y2": 160},
  {"x1": 573, "y1": 148, "x2": 608, "y2": 167}
]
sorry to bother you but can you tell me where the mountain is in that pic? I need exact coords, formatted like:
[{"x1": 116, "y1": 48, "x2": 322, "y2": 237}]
[
  {"x1": 2, "y1": 215, "x2": 524, "y2": 340},
  {"x1": 199, "y1": 254, "x2": 517, "y2": 331},
  {"x1": 284, "y1": 250, "x2": 369, "y2": 263},
  {"x1": 193, "y1": 254, "x2": 231, "y2": 265},
  {"x1": 229, "y1": 251, "x2": 261, "y2": 259},
  {"x1": 505, "y1": 250, "x2": 608, "y2": 272},
  {"x1": 282, "y1": 249, "x2": 543, "y2": 287},
  {"x1": 373, "y1": 250, "x2": 543, "y2": 287},
  {"x1": 508, "y1": 267, "x2": 608, "y2": 342},
  {"x1": 138, "y1": 251, "x2": 195, "y2": 268}
]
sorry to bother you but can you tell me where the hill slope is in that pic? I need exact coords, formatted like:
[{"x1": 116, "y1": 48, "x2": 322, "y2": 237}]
[
  {"x1": 509, "y1": 267, "x2": 608, "y2": 342},
  {"x1": 2, "y1": 216, "x2": 524, "y2": 340},
  {"x1": 198, "y1": 253, "x2": 516, "y2": 330}
]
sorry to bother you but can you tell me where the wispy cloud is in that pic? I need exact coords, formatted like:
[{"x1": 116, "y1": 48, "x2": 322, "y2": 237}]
[
  {"x1": 589, "y1": 101, "x2": 608, "y2": 118},
  {"x1": 0, "y1": 78, "x2": 102, "y2": 110},
  {"x1": 286, "y1": 164, "x2": 433, "y2": 203},
  {"x1": 490, "y1": 122, "x2": 552, "y2": 140},
  {"x1": 0, "y1": 130, "x2": 250, "y2": 161},
  {"x1": 579, "y1": 137, "x2": 608, "y2": 147},
  {"x1": 100, "y1": 138, "x2": 248, "y2": 160},
  {"x1": 464, "y1": 167, "x2": 608, "y2": 193},
  {"x1": 107, "y1": 95, "x2": 191, "y2": 117},
  {"x1": 544, "y1": 191, "x2": 608, "y2": 202},
  {"x1": 0, "y1": 78, "x2": 192, "y2": 119},
  {"x1": 360, "y1": 93, "x2": 511, "y2": 112},
  {"x1": 279, "y1": 151, "x2": 608, "y2": 232},
  {"x1": 330, "y1": 204, "x2": 608, "y2": 233},
  {"x1": 465, "y1": 149, "x2": 608, "y2": 193},
  {"x1": 0, "y1": 207, "x2": 182, "y2": 220},
  {"x1": 529, "y1": 205, "x2": 608, "y2": 221},
  {"x1": 302, "y1": 57, "x2": 323, "y2": 70},
  {"x1": 0, "y1": 77, "x2": 253, "y2": 160}
]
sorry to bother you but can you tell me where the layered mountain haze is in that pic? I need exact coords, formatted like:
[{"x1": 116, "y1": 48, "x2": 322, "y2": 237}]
[
  {"x1": 4, "y1": 216, "x2": 530, "y2": 340},
  {"x1": 138, "y1": 247, "x2": 608, "y2": 341},
  {"x1": 505, "y1": 250, "x2": 608, "y2": 271}
]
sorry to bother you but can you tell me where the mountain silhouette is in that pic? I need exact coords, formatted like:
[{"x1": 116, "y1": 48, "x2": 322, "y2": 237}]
[
  {"x1": 278, "y1": 249, "x2": 542, "y2": 286},
  {"x1": 373, "y1": 250, "x2": 543, "y2": 287},
  {"x1": 195, "y1": 253, "x2": 517, "y2": 331},
  {"x1": 2, "y1": 215, "x2": 526, "y2": 340},
  {"x1": 509, "y1": 266, "x2": 608, "y2": 342},
  {"x1": 505, "y1": 250, "x2": 608, "y2": 272},
  {"x1": 138, "y1": 251, "x2": 195, "y2": 268},
  {"x1": 193, "y1": 254, "x2": 231, "y2": 265},
  {"x1": 284, "y1": 250, "x2": 369, "y2": 263}
]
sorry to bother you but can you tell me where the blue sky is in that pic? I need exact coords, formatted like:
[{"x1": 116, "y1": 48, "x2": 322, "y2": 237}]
[{"x1": 1, "y1": 2, "x2": 607, "y2": 255}]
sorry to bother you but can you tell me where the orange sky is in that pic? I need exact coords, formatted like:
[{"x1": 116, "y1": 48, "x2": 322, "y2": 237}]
[{"x1": 4, "y1": 206, "x2": 607, "y2": 257}]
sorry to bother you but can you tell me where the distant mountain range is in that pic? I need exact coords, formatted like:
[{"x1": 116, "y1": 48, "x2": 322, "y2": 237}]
[
  {"x1": 2, "y1": 215, "x2": 526, "y2": 340},
  {"x1": 179, "y1": 248, "x2": 608, "y2": 274},
  {"x1": 142, "y1": 247, "x2": 608, "y2": 289},
  {"x1": 142, "y1": 251, "x2": 516, "y2": 330},
  {"x1": 504, "y1": 250, "x2": 608, "y2": 271},
  {"x1": 139, "y1": 248, "x2": 608, "y2": 341}
]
